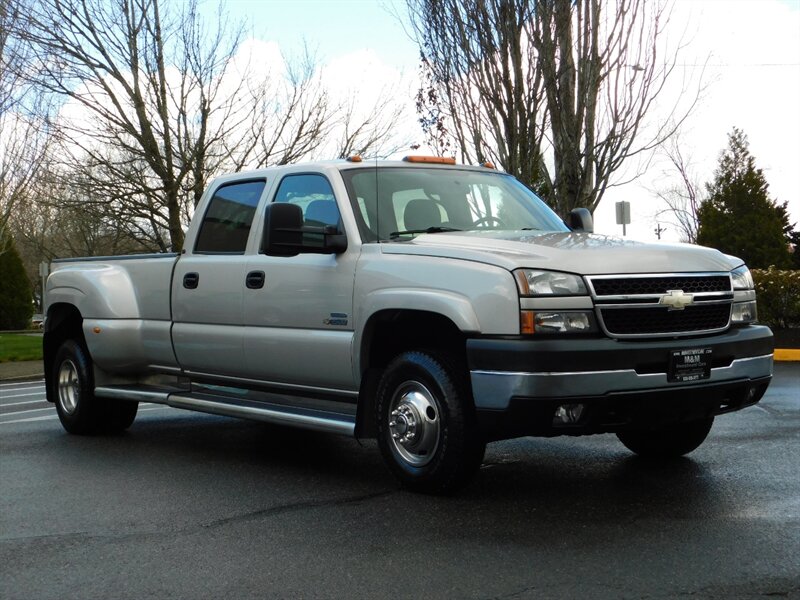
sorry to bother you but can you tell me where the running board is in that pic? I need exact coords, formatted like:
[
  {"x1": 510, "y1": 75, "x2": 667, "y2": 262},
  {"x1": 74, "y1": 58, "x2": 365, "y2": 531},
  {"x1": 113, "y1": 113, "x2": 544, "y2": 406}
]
[
  {"x1": 95, "y1": 385, "x2": 177, "y2": 404},
  {"x1": 168, "y1": 393, "x2": 355, "y2": 436},
  {"x1": 95, "y1": 385, "x2": 356, "y2": 436}
]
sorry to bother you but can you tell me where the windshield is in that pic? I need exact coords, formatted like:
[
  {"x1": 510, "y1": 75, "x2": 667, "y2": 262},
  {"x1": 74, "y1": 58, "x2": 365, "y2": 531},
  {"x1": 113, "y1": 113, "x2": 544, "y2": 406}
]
[{"x1": 340, "y1": 167, "x2": 568, "y2": 242}]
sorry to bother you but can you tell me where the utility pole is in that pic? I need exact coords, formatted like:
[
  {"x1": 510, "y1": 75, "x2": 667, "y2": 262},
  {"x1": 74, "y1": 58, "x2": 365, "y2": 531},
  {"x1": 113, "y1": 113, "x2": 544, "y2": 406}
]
[{"x1": 39, "y1": 262, "x2": 49, "y2": 312}]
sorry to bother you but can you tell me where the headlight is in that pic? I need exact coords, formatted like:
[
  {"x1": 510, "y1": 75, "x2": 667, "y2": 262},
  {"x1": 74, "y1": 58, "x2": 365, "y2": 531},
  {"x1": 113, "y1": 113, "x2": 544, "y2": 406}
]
[
  {"x1": 731, "y1": 265, "x2": 757, "y2": 324},
  {"x1": 731, "y1": 265, "x2": 754, "y2": 290},
  {"x1": 514, "y1": 269, "x2": 587, "y2": 296}
]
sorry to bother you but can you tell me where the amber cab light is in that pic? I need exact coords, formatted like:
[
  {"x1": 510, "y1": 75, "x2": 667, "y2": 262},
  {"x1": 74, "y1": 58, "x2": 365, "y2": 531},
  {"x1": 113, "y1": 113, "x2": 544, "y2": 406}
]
[
  {"x1": 403, "y1": 155, "x2": 456, "y2": 165},
  {"x1": 347, "y1": 155, "x2": 363, "y2": 162}
]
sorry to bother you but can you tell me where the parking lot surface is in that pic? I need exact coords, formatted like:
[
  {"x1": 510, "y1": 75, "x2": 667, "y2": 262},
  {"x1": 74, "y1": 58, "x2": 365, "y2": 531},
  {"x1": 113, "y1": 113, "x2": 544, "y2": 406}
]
[{"x1": 1, "y1": 364, "x2": 798, "y2": 599}]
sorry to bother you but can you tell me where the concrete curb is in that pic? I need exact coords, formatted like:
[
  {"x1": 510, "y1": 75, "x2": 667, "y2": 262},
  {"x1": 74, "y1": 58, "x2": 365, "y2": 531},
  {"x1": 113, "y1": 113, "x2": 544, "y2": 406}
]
[
  {"x1": 0, "y1": 374, "x2": 45, "y2": 382},
  {"x1": 774, "y1": 349, "x2": 800, "y2": 362}
]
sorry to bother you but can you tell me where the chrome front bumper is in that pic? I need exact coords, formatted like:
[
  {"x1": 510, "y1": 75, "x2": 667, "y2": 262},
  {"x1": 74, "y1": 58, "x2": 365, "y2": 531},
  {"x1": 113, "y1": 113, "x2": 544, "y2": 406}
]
[{"x1": 470, "y1": 354, "x2": 773, "y2": 410}]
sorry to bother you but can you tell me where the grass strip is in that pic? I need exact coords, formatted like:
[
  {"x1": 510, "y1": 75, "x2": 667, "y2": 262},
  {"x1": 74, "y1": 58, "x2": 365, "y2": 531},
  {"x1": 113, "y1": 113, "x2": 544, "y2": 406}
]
[{"x1": 0, "y1": 334, "x2": 44, "y2": 363}]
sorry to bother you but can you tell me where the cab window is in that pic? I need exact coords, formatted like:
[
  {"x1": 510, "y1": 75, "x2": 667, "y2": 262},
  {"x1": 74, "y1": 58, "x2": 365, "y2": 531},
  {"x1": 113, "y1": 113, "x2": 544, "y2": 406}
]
[
  {"x1": 195, "y1": 179, "x2": 266, "y2": 253},
  {"x1": 273, "y1": 174, "x2": 341, "y2": 231}
]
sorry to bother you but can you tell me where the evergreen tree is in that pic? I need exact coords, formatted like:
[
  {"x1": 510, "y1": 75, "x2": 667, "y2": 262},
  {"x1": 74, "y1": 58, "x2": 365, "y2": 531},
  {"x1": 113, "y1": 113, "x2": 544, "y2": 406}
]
[
  {"x1": 0, "y1": 234, "x2": 34, "y2": 329},
  {"x1": 697, "y1": 128, "x2": 793, "y2": 269}
]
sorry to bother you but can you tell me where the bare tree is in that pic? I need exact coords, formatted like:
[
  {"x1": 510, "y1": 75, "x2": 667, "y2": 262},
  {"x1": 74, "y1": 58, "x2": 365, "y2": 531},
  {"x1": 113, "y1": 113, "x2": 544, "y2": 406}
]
[
  {"x1": 10, "y1": 158, "x2": 154, "y2": 306},
  {"x1": 407, "y1": 0, "x2": 703, "y2": 216},
  {"x1": 12, "y1": 0, "x2": 255, "y2": 251},
  {"x1": 333, "y1": 84, "x2": 412, "y2": 159},
  {"x1": 12, "y1": 0, "x2": 413, "y2": 253},
  {"x1": 0, "y1": 0, "x2": 52, "y2": 253},
  {"x1": 224, "y1": 50, "x2": 335, "y2": 171},
  {"x1": 652, "y1": 134, "x2": 702, "y2": 242},
  {"x1": 408, "y1": 0, "x2": 548, "y2": 192}
]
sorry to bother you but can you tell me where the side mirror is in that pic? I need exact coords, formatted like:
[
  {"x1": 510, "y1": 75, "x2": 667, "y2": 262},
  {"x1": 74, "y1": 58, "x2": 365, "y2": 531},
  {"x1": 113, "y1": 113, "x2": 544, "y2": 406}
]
[
  {"x1": 567, "y1": 208, "x2": 594, "y2": 233},
  {"x1": 262, "y1": 202, "x2": 304, "y2": 257},
  {"x1": 262, "y1": 203, "x2": 348, "y2": 256}
]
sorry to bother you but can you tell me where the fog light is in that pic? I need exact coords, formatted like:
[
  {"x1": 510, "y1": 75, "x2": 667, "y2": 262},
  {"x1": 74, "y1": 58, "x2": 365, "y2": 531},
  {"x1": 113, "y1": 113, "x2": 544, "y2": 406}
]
[
  {"x1": 554, "y1": 403, "x2": 585, "y2": 425},
  {"x1": 731, "y1": 300, "x2": 757, "y2": 324}
]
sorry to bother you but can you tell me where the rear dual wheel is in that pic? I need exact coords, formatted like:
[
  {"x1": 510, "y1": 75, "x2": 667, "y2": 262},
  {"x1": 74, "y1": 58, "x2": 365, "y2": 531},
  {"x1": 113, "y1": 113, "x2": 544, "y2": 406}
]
[
  {"x1": 376, "y1": 351, "x2": 485, "y2": 494},
  {"x1": 53, "y1": 339, "x2": 138, "y2": 435},
  {"x1": 617, "y1": 417, "x2": 714, "y2": 458}
]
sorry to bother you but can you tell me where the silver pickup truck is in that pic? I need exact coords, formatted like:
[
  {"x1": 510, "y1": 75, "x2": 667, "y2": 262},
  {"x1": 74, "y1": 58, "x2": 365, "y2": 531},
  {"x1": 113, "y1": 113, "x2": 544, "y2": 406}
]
[{"x1": 44, "y1": 157, "x2": 774, "y2": 493}]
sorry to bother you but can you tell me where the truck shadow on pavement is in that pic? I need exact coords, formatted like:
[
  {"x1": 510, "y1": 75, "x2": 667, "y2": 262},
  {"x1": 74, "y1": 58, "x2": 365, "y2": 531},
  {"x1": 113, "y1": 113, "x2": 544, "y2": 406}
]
[{"x1": 92, "y1": 412, "x2": 732, "y2": 530}]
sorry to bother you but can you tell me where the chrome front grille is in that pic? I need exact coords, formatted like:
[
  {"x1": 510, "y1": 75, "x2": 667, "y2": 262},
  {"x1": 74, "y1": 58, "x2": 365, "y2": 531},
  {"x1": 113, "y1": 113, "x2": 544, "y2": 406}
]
[
  {"x1": 590, "y1": 275, "x2": 731, "y2": 296},
  {"x1": 587, "y1": 273, "x2": 733, "y2": 339}
]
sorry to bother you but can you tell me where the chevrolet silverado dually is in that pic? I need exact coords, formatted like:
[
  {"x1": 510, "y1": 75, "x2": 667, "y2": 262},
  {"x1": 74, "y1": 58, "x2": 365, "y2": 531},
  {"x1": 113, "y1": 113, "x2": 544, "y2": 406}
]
[{"x1": 44, "y1": 156, "x2": 774, "y2": 493}]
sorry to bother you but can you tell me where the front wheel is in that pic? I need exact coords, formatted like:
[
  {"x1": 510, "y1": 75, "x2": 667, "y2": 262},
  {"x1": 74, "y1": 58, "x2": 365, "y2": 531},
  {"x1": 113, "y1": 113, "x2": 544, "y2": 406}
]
[
  {"x1": 376, "y1": 351, "x2": 485, "y2": 494},
  {"x1": 52, "y1": 338, "x2": 138, "y2": 435},
  {"x1": 616, "y1": 417, "x2": 714, "y2": 458}
]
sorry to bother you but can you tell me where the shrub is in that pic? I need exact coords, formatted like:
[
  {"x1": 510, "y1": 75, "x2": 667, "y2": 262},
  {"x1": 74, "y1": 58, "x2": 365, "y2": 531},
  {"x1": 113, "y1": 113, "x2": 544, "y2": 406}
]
[
  {"x1": 0, "y1": 236, "x2": 34, "y2": 330},
  {"x1": 752, "y1": 267, "x2": 800, "y2": 329}
]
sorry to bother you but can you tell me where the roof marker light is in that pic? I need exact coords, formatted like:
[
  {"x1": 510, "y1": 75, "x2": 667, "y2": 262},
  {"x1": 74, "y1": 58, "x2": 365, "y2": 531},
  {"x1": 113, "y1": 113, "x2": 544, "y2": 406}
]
[{"x1": 402, "y1": 156, "x2": 456, "y2": 165}]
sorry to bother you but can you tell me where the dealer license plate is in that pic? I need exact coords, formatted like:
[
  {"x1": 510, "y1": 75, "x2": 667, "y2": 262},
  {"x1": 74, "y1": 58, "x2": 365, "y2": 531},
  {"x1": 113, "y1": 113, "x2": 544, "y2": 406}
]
[{"x1": 668, "y1": 348, "x2": 712, "y2": 382}]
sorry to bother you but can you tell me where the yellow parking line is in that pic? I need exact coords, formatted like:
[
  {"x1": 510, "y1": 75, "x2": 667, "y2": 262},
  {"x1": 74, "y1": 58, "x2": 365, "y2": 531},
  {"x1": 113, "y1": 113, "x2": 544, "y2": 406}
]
[{"x1": 774, "y1": 349, "x2": 800, "y2": 362}]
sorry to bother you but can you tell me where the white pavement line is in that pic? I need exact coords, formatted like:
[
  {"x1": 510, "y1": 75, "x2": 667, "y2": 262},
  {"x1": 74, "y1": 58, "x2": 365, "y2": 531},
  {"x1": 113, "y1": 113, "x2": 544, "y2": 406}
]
[
  {"x1": 0, "y1": 415, "x2": 59, "y2": 425},
  {"x1": 0, "y1": 380, "x2": 45, "y2": 388},
  {"x1": 1, "y1": 407, "x2": 54, "y2": 416},
  {"x1": 2, "y1": 399, "x2": 49, "y2": 407},
  {"x1": 0, "y1": 385, "x2": 46, "y2": 393},
  {"x1": 0, "y1": 391, "x2": 47, "y2": 400}
]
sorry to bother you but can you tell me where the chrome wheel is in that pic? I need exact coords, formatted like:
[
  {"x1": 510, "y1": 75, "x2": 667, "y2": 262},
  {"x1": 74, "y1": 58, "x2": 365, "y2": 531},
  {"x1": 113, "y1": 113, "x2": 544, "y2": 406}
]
[
  {"x1": 57, "y1": 359, "x2": 80, "y2": 415},
  {"x1": 388, "y1": 380, "x2": 440, "y2": 467}
]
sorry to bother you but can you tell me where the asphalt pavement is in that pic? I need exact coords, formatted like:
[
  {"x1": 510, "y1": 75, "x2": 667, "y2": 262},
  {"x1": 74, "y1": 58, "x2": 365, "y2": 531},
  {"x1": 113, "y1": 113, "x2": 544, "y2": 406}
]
[{"x1": 0, "y1": 364, "x2": 798, "y2": 599}]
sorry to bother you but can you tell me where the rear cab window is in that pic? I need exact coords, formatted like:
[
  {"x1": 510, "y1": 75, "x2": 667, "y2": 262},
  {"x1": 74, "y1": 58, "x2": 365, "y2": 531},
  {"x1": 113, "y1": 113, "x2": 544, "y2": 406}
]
[{"x1": 194, "y1": 180, "x2": 267, "y2": 253}]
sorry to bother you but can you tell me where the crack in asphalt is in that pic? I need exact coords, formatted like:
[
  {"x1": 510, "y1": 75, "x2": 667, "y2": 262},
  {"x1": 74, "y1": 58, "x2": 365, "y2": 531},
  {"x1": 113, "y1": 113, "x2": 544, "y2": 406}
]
[
  {"x1": 201, "y1": 489, "x2": 395, "y2": 529},
  {"x1": 0, "y1": 489, "x2": 395, "y2": 545}
]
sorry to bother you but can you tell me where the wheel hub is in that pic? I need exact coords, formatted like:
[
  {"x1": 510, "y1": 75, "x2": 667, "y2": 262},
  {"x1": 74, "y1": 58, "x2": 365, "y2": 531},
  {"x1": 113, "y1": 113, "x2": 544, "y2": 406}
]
[
  {"x1": 387, "y1": 382, "x2": 440, "y2": 467},
  {"x1": 57, "y1": 359, "x2": 80, "y2": 415},
  {"x1": 390, "y1": 405, "x2": 419, "y2": 444}
]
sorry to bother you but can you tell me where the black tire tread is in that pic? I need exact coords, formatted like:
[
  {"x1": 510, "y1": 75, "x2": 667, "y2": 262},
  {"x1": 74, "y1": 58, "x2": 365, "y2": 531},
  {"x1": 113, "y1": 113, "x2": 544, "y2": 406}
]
[
  {"x1": 52, "y1": 338, "x2": 137, "y2": 435},
  {"x1": 376, "y1": 350, "x2": 485, "y2": 494}
]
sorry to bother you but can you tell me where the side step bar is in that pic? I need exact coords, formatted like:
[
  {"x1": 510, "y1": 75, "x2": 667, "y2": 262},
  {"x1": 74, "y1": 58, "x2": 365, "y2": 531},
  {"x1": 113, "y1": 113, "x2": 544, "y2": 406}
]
[
  {"x1": 94, "y1": 386, "x2": 355, "y2": 436},
  {"x1": 169, "y1": 394, "x2": 355, "y2": 436}
]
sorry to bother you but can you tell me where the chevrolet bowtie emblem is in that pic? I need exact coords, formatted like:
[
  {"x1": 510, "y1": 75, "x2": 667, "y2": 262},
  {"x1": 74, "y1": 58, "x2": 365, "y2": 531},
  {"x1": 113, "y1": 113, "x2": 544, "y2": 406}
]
[{"x1": 659, "y1": 289, "x2": 695, "y2": 310}]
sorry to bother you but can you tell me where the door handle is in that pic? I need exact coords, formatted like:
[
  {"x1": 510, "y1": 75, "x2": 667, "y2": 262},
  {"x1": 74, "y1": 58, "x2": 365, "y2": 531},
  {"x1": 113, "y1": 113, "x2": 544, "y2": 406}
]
[
  {"x1": 183, "y1": 272, "x2": 199, "y2": 289},
  {"x1": 246, "y1": 270, "x2": 265, "y2": 289}
]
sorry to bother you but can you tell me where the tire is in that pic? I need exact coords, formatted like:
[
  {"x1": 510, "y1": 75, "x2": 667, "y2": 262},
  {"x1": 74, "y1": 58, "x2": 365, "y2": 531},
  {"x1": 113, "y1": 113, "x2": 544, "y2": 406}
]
[
  {"x1": 52, "y1": 338, "x2": 138, "y2": 435},
  {"x1": 376, "y1": 350, "x2": 485, "y2": 494},
  {"x1": 616, "y1": 417, "x2": 714, "y2": 458}
]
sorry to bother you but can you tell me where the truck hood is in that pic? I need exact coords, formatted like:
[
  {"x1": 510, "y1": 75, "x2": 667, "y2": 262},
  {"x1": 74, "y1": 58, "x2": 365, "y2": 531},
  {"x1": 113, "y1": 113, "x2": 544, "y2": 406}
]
[{"x1": 379, "y1": 231, "x2": 742, "y2": 275}]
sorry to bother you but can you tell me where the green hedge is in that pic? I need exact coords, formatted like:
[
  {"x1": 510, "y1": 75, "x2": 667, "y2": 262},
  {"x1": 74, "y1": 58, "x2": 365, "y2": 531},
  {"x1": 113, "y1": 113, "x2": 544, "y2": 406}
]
[
  {"x1": 752, "y1": 267, "x2": 800, "y2": 329},
  {"x1": 0, "y1": 236, "x2": 34, "y2": 330}
]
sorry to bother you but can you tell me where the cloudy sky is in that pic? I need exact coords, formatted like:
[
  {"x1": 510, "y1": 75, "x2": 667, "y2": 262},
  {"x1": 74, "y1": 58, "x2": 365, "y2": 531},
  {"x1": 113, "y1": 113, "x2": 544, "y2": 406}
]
[{"x1": 220, "y1": 0, "x2": 800, "y2": 242}]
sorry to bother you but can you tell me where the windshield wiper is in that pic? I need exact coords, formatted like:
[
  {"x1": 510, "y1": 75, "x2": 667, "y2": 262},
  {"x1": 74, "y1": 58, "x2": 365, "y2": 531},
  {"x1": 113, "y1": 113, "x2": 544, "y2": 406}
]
[{"x1": 389, "y1": 226, "x2": 462, "y2": 239}]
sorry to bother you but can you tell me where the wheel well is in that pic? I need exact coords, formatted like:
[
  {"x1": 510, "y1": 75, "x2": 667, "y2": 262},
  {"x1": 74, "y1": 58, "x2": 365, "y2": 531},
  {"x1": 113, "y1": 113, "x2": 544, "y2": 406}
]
[
  {"x1": 43, "y1": 304, "x2": 84, "y2": 403},
  {"x1": 361, "y1": 309, "x2": 467, "y2": 373},
  {"x1": 355, "y1": 310, "x2": 467, "y2": 438}
]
